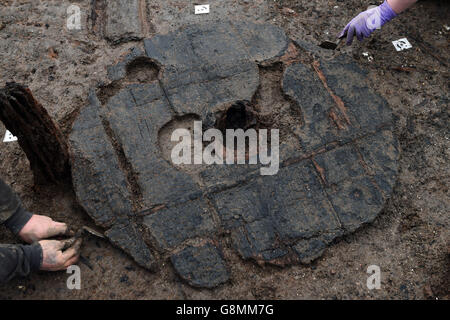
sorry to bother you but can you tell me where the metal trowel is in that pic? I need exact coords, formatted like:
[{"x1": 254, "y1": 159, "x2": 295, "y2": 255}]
[
  {"x1": 319, "y1": 37, "x2": 344, "y2": 50},
  {"x1": 76, "y1": 226, "x2": 105, "y2": 239}
]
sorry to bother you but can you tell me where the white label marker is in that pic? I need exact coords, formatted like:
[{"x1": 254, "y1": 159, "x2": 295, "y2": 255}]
[
  {"x1": 392, "y1": 38, "x2": 412, "y2": 52},
  {"x1": 3, "y1": 130, "x2": 18, "y2": 142},
  {"x1": 195, "y1": 4, "x2": 210, "y2": 15}
]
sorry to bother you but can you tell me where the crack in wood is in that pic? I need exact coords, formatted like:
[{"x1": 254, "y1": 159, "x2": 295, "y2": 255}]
[{"x1": 312, "y1": 60, "x2": 351, "y2": 127}]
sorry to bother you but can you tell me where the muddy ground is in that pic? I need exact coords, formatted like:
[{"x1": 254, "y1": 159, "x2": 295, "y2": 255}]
[{"x1": 0, "y1": 0, "x2": 448, "y2": 299}]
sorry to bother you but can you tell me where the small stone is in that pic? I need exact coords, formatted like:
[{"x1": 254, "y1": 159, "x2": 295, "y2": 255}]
[{"x1": 281, "y1": 7, "x2": 296, "y2": 15}]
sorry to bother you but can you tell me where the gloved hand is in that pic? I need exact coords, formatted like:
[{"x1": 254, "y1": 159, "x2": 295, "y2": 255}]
[
  {"x1": 18, "y1": 214, "x2": 72, "y2": 243},
  {"x1": 39, "y1": 238, "x2": 82, "y2": 271},
  {"x1": 338, "y1": 0, "x2": 397, "y2": 45}
]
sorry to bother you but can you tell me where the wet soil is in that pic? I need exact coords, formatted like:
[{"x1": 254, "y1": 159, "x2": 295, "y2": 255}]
[{"x1": 0, "y1": 0, "x2": 448, "y2": 299}]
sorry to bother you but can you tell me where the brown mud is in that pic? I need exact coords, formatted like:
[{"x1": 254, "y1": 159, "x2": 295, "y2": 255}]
[{"x1": 0, "y1": 0, "x2": 448, "y2": 299}]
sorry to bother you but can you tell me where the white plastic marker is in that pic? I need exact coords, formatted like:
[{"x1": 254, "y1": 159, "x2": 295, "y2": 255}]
[
  {"x1": 195, "y1": 4, "x2": 210, "y2": 15},
  {"x1": 362, "y1": 52, "x2": 374, "y2": 62},
  {"x1": 392, "y1": 38, "x2": 412, "y2": 52},
  {"x1": 3, "y1": 130, "x2": 18, "y2": 142}
]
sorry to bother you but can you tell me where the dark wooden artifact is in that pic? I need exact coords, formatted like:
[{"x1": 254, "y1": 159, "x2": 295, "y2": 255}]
[{"x1": 0, "y1": 83, "x2": 70, "y2": 184}]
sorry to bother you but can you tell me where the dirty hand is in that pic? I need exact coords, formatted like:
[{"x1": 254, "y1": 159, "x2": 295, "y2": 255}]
[
  {"x1": 338, "y1": 0, "x2": 397, "y2": 45},
  {"x1": 18, "y1": 214, "x2": 72, "y2": 243},
  {"x1": 39, "y1": 238, "x2": 82, "y2": 271}
]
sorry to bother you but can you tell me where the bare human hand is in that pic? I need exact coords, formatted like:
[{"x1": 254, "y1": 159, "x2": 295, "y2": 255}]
[
  {"x1": 39, "y1": 238, "x2": 82, "y2": 271},
  {"x1": 18, "y1": 214, "x2": 72, "y2": 243}
]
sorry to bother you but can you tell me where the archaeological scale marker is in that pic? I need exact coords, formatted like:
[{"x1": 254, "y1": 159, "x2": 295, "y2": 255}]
[
  {"x1": 195, "y1": 4, "x2": 210, "y2": 15},
  {"x1": 392, "y1": 38, "x2": 412, "y2": 52},
  {"x1": 3, "y1": 130, "x2": 18, "y2": 142}
]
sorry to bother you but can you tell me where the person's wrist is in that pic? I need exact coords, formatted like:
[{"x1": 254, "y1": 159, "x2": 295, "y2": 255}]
[
  {"x1": 22, "y1": 242, "x2": 43, "y2": 271},
  {"x1": 381, "y1": 0, "x2": 398, "y2": 22}
]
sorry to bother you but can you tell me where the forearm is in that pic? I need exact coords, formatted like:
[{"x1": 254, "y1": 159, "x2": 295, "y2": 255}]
[
  {"x1": 0, "y1": 243, "x2": 42, "y2": 283},
  {"x1": 0, "y1": 179, "x2": 33, "y2": 234},
  {"x1": 387, "y1": 0, "x2": 418, "y2": 14}
]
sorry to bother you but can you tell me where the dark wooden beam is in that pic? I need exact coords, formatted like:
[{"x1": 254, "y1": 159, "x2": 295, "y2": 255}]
[{"x1": 0, "y1": 82, "x2": 70, "y2": 184}]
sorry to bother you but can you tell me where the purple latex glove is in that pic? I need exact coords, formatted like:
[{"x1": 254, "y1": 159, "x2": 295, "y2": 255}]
[{"x1": 338, "y1": 0, "x2": 397, "y2": 45}]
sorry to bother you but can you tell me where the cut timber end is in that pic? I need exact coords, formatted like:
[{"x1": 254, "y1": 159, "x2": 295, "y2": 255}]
[{"x1": 0, "y1": 82, "x2": 70, "y2": 185}]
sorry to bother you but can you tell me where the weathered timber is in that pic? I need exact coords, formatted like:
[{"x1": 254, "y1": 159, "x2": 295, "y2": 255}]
[{"x1": 0, "y1": 83, "x2": 70, "y2": 184}]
